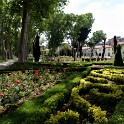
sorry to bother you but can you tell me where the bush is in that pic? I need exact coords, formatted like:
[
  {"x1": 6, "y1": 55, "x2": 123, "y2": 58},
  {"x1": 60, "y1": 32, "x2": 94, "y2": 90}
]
[
  {"x1": 88, "y1": 105, "x2": 108, "y2": 124},
  {"x1": 89, "y1": 88, "x2": 123, "y2": 106},
  {"x1": 44, "y1": 109, "x2": 79, "y2": 124},
  {"x1": 43, "y1": 92, "x2": 66, "y2": 111},
  {"x1": 114, "y1": 45, "x2": 123, "y2": 66},
  {"x1": 85, "y1": 76, "x2": 108, "y2": 84}
]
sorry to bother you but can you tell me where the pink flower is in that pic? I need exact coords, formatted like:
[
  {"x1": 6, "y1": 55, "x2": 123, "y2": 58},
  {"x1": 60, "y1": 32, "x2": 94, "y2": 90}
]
[
  {"x1": 11, "y1": 83, "x2": 15, "y2": 87},
  {"x1": 22, "y1": 84, "x2": 27, "y2": 87}
]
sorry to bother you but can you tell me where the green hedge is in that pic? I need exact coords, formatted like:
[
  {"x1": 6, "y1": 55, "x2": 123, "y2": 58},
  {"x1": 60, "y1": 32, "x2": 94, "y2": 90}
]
[
  {"x1": 44, "y1": 109, "x2": 79, "y2": 124},
  {"x1": 71, "y1": 79, "x2": 108, "y2": 123}
]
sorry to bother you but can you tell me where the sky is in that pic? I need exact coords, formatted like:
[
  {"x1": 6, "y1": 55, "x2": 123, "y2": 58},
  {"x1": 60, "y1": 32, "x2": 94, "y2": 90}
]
[{"x1": 64, "y1": 0, "x2": 124, "y2": 40}]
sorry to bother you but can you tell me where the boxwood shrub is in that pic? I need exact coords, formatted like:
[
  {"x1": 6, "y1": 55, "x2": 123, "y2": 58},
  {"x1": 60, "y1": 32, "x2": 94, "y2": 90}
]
[{"x1": 44, "y1": 109, "x2": 79, "y2": 124}]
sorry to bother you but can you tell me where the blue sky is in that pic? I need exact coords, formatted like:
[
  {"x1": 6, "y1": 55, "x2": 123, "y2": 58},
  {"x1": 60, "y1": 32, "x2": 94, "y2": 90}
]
[{"x1": 64, "y1": 0, "x2": 124, "y2": 40}]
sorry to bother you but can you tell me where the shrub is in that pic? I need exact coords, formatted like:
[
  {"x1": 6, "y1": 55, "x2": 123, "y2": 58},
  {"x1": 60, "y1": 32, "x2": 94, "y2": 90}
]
[
  {"x1": 114, "y1": 44, "x2": 123, "y2": 66},
  {"x1": 33, "y1": 34, "x2": 41, "y2": 62},
  {"x1": 44, "y1": 92, "x2": 65, "y2": 111},
  {"x1": 71, "y1": 86, "x2": 91, "y2": 114},
  {"x1": 88, "y1": 105, "x2": 108, "y2": 124},
  {"x1": 44, "y1": 109, "x2": 79, "y2": 124},
  {"x1": 85, "y1": 76, "x2": 108, "y2": 84}
]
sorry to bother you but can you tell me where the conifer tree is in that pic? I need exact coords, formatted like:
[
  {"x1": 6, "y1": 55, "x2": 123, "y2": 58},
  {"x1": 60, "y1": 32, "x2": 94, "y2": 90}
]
[
  {"x1": 114, "y1": 44, "x2": 123, "y2": 66},
  {"x1": 33, "y1": 34, "x2": 41, "y2": 62}
]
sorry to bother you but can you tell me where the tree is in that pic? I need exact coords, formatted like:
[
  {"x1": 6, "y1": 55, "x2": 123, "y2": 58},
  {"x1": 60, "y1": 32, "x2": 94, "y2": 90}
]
[
  {"x1": 88, "y1": 30, "x2": 106, "y2": 58},
  {"x1": 33, "y1": 34, "x2": 41, "y2": 62},
  {"x1": 114, "y1": 36, "x2": 117, "y2": 54},
  {"x1": 9, "y1": 0, "x2": 69, "y2": 62},
  {"x1": 46, "y1": 12, "x2": 66, "y2": 55},
  {"x1": 114, "y1": 44, "x2": 123, "y2": 66},
  {"x1": 73, "y1": 13, "x2": 94, "y2": 58},
  {"x1": 78, "y1": 27, "x2": 91, "y2": 58}
]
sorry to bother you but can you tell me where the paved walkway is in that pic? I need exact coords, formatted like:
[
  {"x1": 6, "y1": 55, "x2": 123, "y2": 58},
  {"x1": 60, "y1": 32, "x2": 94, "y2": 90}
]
[{"x1": 0, "y1": 59, "x2": 18, "y2": 70}]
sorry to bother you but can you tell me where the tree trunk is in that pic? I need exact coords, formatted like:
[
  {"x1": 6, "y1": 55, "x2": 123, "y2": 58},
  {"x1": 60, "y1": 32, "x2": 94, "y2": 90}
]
[
  {"x1": 18, "y1": 0, "x2": 28, "y2": 63},
  {"x1": 0, "y1": 9, "x2": 7, "y2": 60}
]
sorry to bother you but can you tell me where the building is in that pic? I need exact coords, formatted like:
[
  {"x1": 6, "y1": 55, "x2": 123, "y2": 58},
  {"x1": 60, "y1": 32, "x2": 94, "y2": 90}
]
[{"x1": 82, "y1": 40, "x2": 124, "y2": 60}]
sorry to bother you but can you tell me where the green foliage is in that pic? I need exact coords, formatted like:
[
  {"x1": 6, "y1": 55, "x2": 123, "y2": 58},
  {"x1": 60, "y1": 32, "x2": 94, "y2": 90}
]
[
  {"x1": 44, "y1": 109, "x2": 79, "y2": 124},
  {"x1": 114, "y1": 44, "x2": 123, "y2": 66},
  {"x1": 44, "y1": 92, "x2": 65, "y2": 111},
  {"x1": 87, "y1": 30, "x2": 107, "y2": 56},
  {"x1": 109, "y1": 98, "x2": 124, "y2": 124},
  {"x1": 78, "y1": 27, "x2": 91, "y2": 42},
  {"x1": 24, "y1": 107, "x2": 51, "y2": 124},
  {"x1": 85, "y1": 76, "x2": 108, "y2": 84},
  {"x1": 47, "y1": 12, "x2": 66, "y2": 50},
  {"x1": 88, "y1": 105, "x2": 108, "y2": 124},
  {"x1": 89, "y1": 88, "x2": 123, "y2": 106}
]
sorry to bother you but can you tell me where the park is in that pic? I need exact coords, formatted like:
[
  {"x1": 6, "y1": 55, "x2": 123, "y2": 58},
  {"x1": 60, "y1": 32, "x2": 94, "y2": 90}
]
[{"x1": 0, "y1": 0, "x2": 124, "y2": 124}]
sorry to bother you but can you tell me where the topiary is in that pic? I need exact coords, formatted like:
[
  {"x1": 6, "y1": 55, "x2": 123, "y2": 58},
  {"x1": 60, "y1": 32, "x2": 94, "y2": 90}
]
[
  {"x1": 114, "y1": 44, "x2": 123, "y2": 66},
  {"x1": 33, "y1": 34, "x2": 41, "y2": 62}
]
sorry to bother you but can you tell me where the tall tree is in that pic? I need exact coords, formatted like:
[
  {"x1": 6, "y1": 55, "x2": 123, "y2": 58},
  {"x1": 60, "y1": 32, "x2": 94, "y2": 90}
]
[
  {"x1": 9, "y1": 0, "x2": 68, "y2": 62},
  {"x1": 87, "y1": 30, "x2": 106, "y2": 58},
  {"x1": 73, "y1": 13, "x2": 94, "y2": 58},
  {"x1": 114, "y1": 44, "x2": 123, "y2": 66},
  {"x1": 46, "y1": 12, "x2": 66, "y2": 54},
  {"x1": 114, "y1": 36, "x2": 117, "y2": 54},
  {"x1": 78, "y1": 27, "x2": 91, "y2": 58}
]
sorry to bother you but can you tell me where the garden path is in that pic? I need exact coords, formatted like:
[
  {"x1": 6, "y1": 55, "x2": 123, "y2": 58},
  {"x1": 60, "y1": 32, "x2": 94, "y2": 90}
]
[{"x1": 0, "y1": 59, "x2": 18, "y2": 70}]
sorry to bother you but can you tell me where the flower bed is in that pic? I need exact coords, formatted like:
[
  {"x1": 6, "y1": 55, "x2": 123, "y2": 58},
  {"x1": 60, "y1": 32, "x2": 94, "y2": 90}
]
[{"x1": 0, "y1": 68, "x2": 70, "y2": 108}]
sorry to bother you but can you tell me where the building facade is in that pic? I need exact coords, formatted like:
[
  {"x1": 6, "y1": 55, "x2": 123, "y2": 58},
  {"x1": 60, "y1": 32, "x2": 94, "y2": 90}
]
[{"x1": 82, "y1": 41, "x2": 124, "y2": 60}]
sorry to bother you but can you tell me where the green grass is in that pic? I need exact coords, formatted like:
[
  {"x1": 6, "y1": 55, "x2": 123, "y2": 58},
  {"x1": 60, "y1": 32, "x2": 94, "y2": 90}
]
[
  {"x1": 0, "y1": 71, "x2": 83, "y2": 124},
  {"x1": 109, "y1": 98, "x2": 124, "y2": 124}
]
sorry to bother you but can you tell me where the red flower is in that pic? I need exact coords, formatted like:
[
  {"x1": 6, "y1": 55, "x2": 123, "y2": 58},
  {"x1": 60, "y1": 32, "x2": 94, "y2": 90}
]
[
  {"x1": 0, "y1": 94, "x2": 5, "y2": 97},
  {"x1": 33, "y1": 70, "x2": 38, "y2": 74},
  {"x1": 38, "y1": 76, "x2": 42, "y2": 79},
  {"x1": 22, "y1": 84, "x2": 27, "y2": 87},
  {"x1": 16, "y1": 80, "x2": 20, "y2": 84}
]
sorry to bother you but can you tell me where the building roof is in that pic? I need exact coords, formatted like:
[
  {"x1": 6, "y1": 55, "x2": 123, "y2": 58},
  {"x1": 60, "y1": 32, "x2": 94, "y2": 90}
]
[
  {"x1": 95, "y1": 45, "x2": 112, "y2": 49},
  {"x1": 118, "y1": 41, "x2": 124, "y2": 45}
]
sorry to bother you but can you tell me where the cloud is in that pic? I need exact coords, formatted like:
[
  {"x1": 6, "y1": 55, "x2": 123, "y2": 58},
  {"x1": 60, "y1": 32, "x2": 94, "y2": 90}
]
[{"x1": 64, "y1": 0, "x2": 124, "y2": 39}]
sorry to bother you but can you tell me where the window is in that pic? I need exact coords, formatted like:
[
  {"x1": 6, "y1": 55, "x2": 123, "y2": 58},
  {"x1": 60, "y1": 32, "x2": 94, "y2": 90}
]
[
  {"x1": 99, "y1": 53, "x2": 101, "y2": 56},
  {"x1": 108, "y1": 52, "x2": 110, "y2": 56},
  {"x1": 108, "y1": 48, "x2": 110, "y2": 51}
]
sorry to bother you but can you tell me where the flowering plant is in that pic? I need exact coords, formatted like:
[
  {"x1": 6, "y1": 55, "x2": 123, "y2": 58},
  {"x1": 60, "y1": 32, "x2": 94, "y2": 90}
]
[{"x1": 0, "y1": 68, "x2": 70, "y2": 106}]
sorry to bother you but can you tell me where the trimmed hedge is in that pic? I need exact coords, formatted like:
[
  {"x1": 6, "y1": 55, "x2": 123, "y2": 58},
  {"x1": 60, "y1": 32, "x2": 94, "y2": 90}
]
[
  {"x1": 44, "y1": 109, "x2": 79, "y2": 124},
  {"x1": 71, "y1": 79, "x2": 108, "y2": 123}
]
